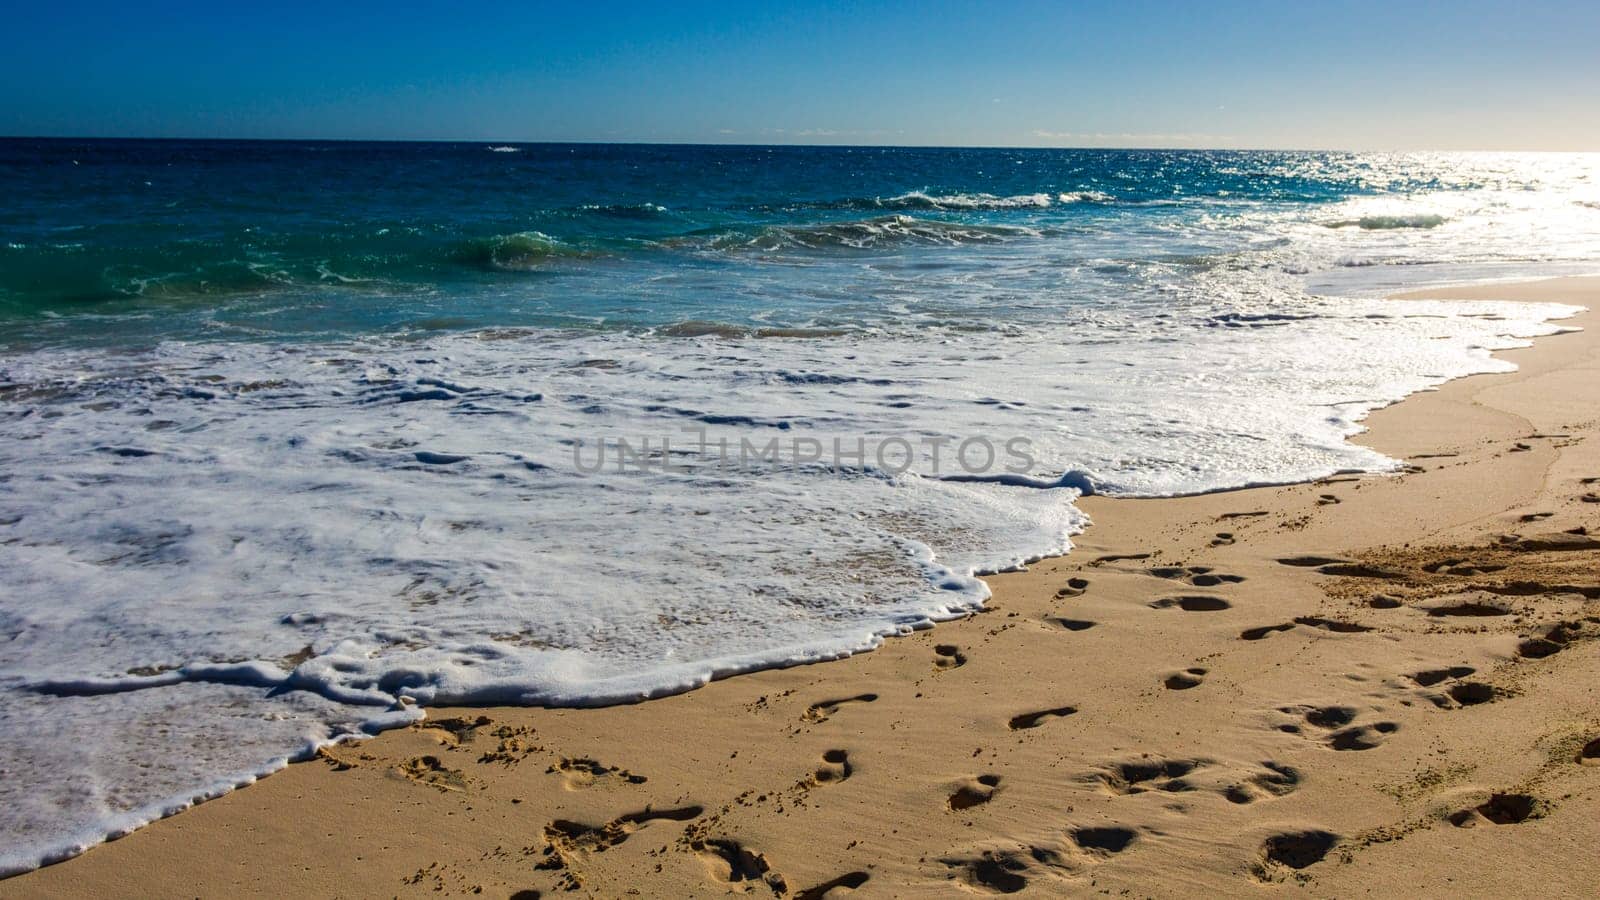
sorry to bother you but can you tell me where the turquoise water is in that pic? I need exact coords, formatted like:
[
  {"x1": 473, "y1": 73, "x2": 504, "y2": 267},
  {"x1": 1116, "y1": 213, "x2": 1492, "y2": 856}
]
[
  {"x1": 6, "y1": 141, "x2": 1594, "y2": 345},
  {"x1": 0, "y1": 141, "x2": 1597, "y2": 874}
]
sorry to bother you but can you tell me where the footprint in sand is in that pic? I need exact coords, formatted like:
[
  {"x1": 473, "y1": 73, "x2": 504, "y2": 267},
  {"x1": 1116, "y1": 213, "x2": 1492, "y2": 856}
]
[
  {"x1": 1327, "y1": 722, "x2": 1400, "y2": 750},
  {"x1": 1240, "y1": 616, "x2": 1372, "y2": 641},
  {"x1": 1089, "y1": 756, "x2": 1298, "y2": 804},
  {"x1": 1367, "y1": 594, "x2": 1404, "y2": 609},
  {"x1": 1279, "y1": 555, "x2": 1407, "y2": 577},
  {"x1": 541, "y1": 805, "x2": 704, "y2": 862},
  {"x1": 1008, "y1": 706, "x2": 1078, "y2": 731},
  {"x1": 1433, "y1": 681, "x2": 1505, "y2": 709},
  {"x1": 1149, "y1": 595, "x2": 1231, "y2": 612},
  {"x1": 400, "y1": 755, "x2": 471, "y2": 792},
  {"x1": 1241, "y1": 622, "x2": 1297, "y2": 641},
  {"x1": 1070, "y1": 826, "x2": 1138, "y2": 856},
  {"x1": 803, "y1": 693, "x2": 878, "y2": 723},
  {"x1": 794, "y1": 871, "x2": 869, "y2": 900},
  {"x1": 690, "y1": 838, "x2": 784, "y2": 893},
  {"x1": 941, "y1": 846, "x2": 1070, "y2": 893},
  {"x1": 948, "y1": 774, "x2": 1002, "y2": 810},
  {"x1": 546, "y1": 757, "x2": 647, "y2": 790},
  {"x1": 1518, "y1": 619, "x2": 1598, "y2": 661},
  {"x1": 942, "y1": 852, "x2": 1027, "y2": 893},
  {"x1": 1317, "y1": 494, "x2": 1341, "y2": 505},
  {"x1": 1093, "y1": 757, "x2": 1204, "y2": 795},
  {"x1": 933, "y1": 644, "x2": 968, "y2": 671},
  {"x1": 1517, "y1": 636, "x2": 1563, "y2": 659},
  {"x1": 476, "y1": 723, "x2": 539, "y2": 766},
  {"x1": 1046, "y1": 616, "x2": 1097, "y2": 632},
  {"x1": 811, "y1": 749, "x2": 852, "y2": 785},
  {"x1": 1294, "y1": 615, "x2": 1374, "y2": 633},
  {"x1": 316, "y1": 747, "x2": 359, "y2": 771},
  {"x1": 1407, "y1": 666, "x2": 1506, "y2": 709},
  {"x1": 1276, "y1": 705, "x2": 1398, "y2": 750},
  {"x1": 1449, "y1": 792, "x2": 1545, "y2": 827},
  {"x1": 1255, "y1": 830, "x2": 1340, "y2": 879},
  {"x1": 1210, "y1": 532, "x2": 1236, "y2": 547},
  {"x1": 1223, "y1": 762, "x2": 1302, "y2": 805},
  {"x1": 1055, "y1": 577, "x2": 1090, "y2": 598},
  {"x1": 1150, "y1": 565, "x2": 1245, "y2": 587},
  {"x1": 414, "y1": 714, "x2": 493, "y2": 746},
  {"x1": 1519, "y1": 511, "x2": 1554, "y2": 522},
  {"x1": 1579, "y1": 737, "x2": 1600, "y2": 766},
  {"x1": 1163, "y1": 667, "x2": 1208, "y2": 690}
]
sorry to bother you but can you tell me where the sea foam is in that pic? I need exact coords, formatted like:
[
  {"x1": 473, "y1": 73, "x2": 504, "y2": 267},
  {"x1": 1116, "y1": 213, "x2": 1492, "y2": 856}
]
[{"x1": 0, "y1": 288, "x2": 1578, "y2": 874}]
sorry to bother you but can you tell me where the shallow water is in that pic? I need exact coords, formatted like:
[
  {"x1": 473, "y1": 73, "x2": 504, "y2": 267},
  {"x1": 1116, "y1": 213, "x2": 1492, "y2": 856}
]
[{"x1": 1, "y1": 141, "x2": 1597, "y2": 873}]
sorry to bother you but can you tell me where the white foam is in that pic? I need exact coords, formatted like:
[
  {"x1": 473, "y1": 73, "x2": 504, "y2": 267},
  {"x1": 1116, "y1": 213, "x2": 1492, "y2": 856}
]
[
  {"x1": 877, "y1": 190, "x2": 1057, "y2": 209},
  {"x1": 0, "y1": 288, "x2": 1579, "y2": 872}
]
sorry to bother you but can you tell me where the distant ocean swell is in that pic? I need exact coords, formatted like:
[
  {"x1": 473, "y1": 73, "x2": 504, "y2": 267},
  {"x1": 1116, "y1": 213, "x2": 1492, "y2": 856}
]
[{"x1": 0, "y1": 212, "x2": 1056, "y2": 308}]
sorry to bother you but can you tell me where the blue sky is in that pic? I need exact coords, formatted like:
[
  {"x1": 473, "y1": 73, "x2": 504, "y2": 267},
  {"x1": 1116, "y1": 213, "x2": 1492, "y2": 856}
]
[{"x1": 2, "y1": 1, "x2": 1597, "y2": 149}]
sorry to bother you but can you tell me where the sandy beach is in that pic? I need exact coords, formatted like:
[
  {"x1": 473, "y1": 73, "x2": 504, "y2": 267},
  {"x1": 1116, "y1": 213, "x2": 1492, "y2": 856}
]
[{"x1": 6, "y1": 276, "x2": 1598, "y2": 898}]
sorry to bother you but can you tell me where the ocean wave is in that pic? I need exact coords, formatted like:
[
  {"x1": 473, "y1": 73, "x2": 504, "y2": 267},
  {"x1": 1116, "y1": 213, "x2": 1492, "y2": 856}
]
[
  {"x1": 819, "y1": 190, "x2": 1115, "y2": 211},
  {"x1": 1326, "y1": 214, "x2": 1447, "y2": 230},
  {"x1": 576, "y1": 202, "x2": 671, "y2": 218},
  {"x1": 108, "y1": 261, "x2": 295, "y2": 300},
  {"x1": 713, "y1": 215, "x2": 1043, "y2": 251},
  {"x1": 486, "y1": 145, "x2": 521, "y2": 153},
  {"x1": 873, "y1": 191, "x2": 1054, "y2": 210},
  {"x1": 456, "y1": 231, "x2": 586, "y2": 270},
  {"x1": 1057, "y1": 191, "x2": 1117, "y2": 204}
]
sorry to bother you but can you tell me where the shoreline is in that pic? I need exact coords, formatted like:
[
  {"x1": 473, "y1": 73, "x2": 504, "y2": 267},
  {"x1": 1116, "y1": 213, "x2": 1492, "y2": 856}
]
[{"x1": 7, "y1": 276, "x2": 1600, "y2": 897}]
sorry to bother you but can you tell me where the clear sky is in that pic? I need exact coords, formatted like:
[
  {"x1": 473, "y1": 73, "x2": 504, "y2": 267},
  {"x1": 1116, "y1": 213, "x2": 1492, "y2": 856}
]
[{"x1": 3, "y1": 0, "x2": 1597, "y2": 149}]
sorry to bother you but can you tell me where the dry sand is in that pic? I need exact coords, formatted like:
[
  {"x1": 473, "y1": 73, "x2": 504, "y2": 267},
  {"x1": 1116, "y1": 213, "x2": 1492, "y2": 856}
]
[{"x1": 6, "y1": 277, "x2": 1599, "y2": 899}]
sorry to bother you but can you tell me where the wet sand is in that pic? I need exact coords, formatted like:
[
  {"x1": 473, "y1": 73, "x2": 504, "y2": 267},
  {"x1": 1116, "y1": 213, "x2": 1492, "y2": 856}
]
[{"x1": 7, "y1": 277, "x2": 1599, "y2": 898}]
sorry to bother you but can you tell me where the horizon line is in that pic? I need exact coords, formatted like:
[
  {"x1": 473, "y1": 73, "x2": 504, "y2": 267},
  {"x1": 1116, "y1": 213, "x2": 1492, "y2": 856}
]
[{"x1": 2, "y1": 135, "x2": 1595, "y2": 155}]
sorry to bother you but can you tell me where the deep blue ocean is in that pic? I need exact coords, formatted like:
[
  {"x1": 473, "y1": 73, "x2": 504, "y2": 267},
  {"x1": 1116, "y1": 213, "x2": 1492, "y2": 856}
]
[{"x1": 8, "y1": 139, "x2": 1582, "y2": 345}]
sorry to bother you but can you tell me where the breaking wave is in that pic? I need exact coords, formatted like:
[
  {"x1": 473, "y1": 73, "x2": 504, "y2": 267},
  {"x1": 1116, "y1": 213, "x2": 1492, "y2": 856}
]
[
  {"x1": 1327, "y1": 214, "x2": 1447, "y2": 230},
  {"x1": 817, "y1": 190, "x2": 1117, "y2": 211},
  {"x1": 455, "y1": 231, "x2": 588, "y2": 270},
  {"x1": 711, "y1": 215, "x2": 1043, "y2": 251}
]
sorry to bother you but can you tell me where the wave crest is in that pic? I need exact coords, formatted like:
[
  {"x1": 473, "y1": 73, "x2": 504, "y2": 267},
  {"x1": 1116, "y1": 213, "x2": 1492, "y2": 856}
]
[
  {"x1": 458, "y1": 231, "x2": 584, "y2": 270},
  {"x1": 716, "y1": 215, "x2": 1042, "y2": 251},
  {"x1": 819, "y1": 190, "x2": 1115, "y2": 211},
  {"x1": 1326, "y1": 214, "x2": 1447, "y2": 230},
  {"x1": 873, "y1": 191, "x2": 1053, "y2": 210},
  {"x1": 576, "y1": 202, "x2": 671, "y2": 218}
]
